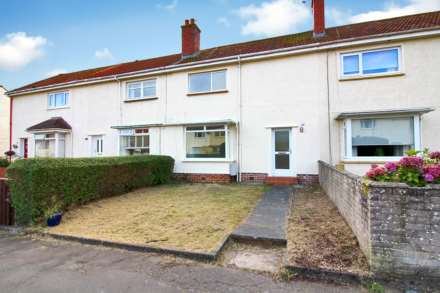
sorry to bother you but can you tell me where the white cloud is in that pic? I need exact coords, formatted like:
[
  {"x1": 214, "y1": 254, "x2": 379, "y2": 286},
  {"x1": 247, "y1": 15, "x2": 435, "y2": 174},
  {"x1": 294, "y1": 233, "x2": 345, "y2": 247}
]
[
  {"x1": 329, "y1": 0, "x2": 440, "y2": 25},
  {"x1": 238, "y1": 0, "x2": 310, "y2": 36},
  {"x1": 95, "y1": 48, "x2": 113, "y2": 60},
  {"x1": 217, "y1": 17, "x2": 231, "y2": 27},
  {"x1": 156, "y1": 0, "x2": 178, "y2": 11},
  {"x1": 0, "y1": 32, "x2": 47, "y2": 71},
  {"x1": 46, "y1": 69, "x2": 67, "y2": 77}
]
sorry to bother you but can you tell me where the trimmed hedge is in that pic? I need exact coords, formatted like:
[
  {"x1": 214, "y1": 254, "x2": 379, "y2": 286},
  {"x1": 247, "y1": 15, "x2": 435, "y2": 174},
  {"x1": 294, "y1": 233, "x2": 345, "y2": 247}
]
[{"x1": 7, "y1": 155, "x2": 174, "y2": 225}]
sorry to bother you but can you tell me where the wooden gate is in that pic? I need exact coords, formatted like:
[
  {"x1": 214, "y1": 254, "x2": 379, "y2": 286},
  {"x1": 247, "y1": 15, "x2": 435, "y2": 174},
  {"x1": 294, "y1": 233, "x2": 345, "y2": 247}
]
[{"x1": 0, "y1": 179, "x2": 14, "y2": 225}]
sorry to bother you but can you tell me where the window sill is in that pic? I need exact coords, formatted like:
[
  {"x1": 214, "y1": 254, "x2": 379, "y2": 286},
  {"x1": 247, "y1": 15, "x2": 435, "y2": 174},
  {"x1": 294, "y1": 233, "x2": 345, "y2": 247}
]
[
  {"x1": 124, "y1": 97, "x2": 158, "y2": 103},
  {"x1": 182, "y1": 159, "x2": 234, "y2": 163},
  {"x1": 47, "y1": 106, "x2": 69, "y2": 110},
  {"x1": 339, "y1": 72, "x2": 404, "y2": 81},
  {"x1": 187, "y1": 90, "x2": 228, "y2": 96},
  {"x1": 343, "y1": 157, "x2": 401, "y2": 164}
]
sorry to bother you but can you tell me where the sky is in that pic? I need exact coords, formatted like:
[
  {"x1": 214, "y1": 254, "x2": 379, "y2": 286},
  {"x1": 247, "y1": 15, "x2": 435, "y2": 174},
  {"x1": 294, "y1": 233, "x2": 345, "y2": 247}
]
[{"x1": 1, "y1": 0, "x2": 440, "y2": 90}]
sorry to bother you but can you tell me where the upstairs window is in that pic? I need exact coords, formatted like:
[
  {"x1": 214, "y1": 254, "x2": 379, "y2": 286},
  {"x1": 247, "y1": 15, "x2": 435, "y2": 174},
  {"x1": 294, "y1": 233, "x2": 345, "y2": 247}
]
[
  {"x1": 119, "y1": 128, "x2": 150, "y2": 155},
  {"x1": 185, "y1": 125, "x2": 227, "y2": 159},
  {"x1": 127, "y1": 79, "x2": 156, "y2": 100},
  {"x1": 341, "y1": 47, "x2": 400, "y2": 78},
  {"x1": 188, "y1": 70, "x2": 226, "y2": 94},
  {"x1": 48, "y1": 92, "x2": 69, "y2": 108}
]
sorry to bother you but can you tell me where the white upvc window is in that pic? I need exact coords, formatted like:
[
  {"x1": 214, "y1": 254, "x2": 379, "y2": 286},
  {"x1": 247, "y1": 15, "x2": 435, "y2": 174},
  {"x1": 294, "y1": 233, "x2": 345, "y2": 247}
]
[
  {"x1": 340, "y1": 47, "x2": 401, "y2": 78},
  {"x1": 126, "y1": 79, "x2": 156, "y2": 100},
  {"x1": 48, "y1": 91, "x2": 69, "y2": 109},
  {"x1": 188, "y1": 70, "x2": 227, "y2": 94},
  {"x1": 185, "y1": 124, "x2": 228, "y2": 160},
  {"x1": 34, "y1": 132, "x2": 66, "y2": 158},
  {"x1": 119, "y1": 128, "x2": 150, "y2": 155},
  {"x1": 344, "y1": 115, "x2": 420, "y2": 161}
]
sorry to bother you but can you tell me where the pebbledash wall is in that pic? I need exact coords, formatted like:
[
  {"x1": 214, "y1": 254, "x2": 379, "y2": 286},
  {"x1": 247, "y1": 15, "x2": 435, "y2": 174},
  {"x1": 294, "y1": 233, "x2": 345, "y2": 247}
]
[{"x1": 319, "y1": 160, "x2": 440, "y2": 277}]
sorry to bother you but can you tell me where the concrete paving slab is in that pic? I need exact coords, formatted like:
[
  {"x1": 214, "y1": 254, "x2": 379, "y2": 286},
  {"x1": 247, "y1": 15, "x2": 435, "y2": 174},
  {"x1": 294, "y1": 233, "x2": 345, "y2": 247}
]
[{"x1": 231, "y1": 186, "x2": 292, "y2": 244}]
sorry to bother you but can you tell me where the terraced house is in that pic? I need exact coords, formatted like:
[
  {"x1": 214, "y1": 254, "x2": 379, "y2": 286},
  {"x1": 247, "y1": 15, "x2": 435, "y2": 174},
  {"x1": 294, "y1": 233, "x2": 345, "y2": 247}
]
[{"x1": 6, "y1": 0, "x2": 440, "y2": 184}]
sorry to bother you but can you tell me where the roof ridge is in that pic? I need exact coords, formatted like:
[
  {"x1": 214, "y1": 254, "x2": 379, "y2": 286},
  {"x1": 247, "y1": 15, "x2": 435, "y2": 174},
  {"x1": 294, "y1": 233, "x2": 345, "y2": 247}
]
[
  {"x1": 197, "y1": 10, "x2": 440, "y2": 53},
  {"x1": 44, "y1": 10, "x2": 440, "y2": 81},
  {"x1": 9, "y1": 10, "x2": 440, "y2": 94}
]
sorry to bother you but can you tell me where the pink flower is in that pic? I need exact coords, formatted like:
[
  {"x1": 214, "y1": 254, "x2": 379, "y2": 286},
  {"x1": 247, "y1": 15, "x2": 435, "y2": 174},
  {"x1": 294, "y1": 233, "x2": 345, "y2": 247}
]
[
  {"x1": 423, "y1": 164, "x2": 440, "y2": 181},
  {"x1": 384, "y1": 162, "x2": 398, "y2": 173},
  {"x1": 429, "y1": 151, "x2": 440, "y2": 161},
  {"x1": 424, "y1": 174, "x2": 435, "y2": 183},
  {"x1": 399, "y1": 156, "x2": 424, "y2": 170},
  {"x1": 366, "y1": 165, "x2": 386, "y2": 179}
]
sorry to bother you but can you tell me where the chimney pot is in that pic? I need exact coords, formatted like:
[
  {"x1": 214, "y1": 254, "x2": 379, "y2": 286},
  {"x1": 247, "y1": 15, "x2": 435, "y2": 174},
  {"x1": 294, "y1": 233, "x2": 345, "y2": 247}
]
[
  {"x1": 181, "y1": 18, "x2": 201, "y2": 57},
  {"x1": 312, "y1": 0, "x2": 325, "y2": 37}
]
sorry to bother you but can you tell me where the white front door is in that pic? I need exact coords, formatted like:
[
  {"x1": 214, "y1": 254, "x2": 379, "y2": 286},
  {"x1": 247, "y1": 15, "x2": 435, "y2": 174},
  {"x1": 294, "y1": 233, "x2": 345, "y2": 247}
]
[
  {"x1": 91, "y1": 135, "x2": 103, "y2": 157},
  {"x1": 272, "y1": 128, "x2": 294, "y2": 176}
]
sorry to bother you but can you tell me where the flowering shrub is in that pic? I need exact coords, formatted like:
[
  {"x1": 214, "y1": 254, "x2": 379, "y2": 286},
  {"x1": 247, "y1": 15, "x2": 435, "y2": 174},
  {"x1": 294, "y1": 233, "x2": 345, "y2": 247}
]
[{"x1": 365, "y1": 149, "x2": 440, "y2": 187}]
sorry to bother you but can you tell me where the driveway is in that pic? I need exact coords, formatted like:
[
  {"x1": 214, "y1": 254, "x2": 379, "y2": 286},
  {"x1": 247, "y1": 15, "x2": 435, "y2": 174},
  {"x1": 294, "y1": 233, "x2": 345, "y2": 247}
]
[{"x1": 0, "y1": 231, "x2": 365, "y2": 293}]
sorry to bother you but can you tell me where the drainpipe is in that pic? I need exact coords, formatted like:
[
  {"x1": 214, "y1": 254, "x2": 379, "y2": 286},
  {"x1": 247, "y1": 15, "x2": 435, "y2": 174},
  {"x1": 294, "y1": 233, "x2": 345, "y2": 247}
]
[
  {"x1": 237, "y1": 55, "x2": 242, "y2": 182},
  {"x1": 326, "y1": 51, "x2": 333, "y2": 165},
  {"x1": 8, "y1": 96, "x2": 13, "y2": 161}
]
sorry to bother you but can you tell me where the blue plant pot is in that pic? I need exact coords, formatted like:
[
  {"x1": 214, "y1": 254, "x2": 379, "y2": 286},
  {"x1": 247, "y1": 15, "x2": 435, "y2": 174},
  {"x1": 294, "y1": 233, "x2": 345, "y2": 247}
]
[{"x1": 47, "y1": 212, "x2": 63, "y2": 227}]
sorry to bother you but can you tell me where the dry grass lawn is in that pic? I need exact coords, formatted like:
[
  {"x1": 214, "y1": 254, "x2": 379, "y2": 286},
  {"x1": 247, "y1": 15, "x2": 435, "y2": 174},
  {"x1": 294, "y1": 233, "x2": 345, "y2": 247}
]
[
  {"x1": 48, "y1": 183, "x2": 264, "y2": 253},
  {"x1": 287, "y1": 186, "x2": 369, "y2": 275}
]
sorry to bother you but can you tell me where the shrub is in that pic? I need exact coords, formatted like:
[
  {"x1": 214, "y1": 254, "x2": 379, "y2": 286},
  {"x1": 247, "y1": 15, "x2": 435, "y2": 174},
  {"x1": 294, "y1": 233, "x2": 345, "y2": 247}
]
[
  {"x1": 0, "y1": 158, "x2": 10, "y2": 167},
  {"x1": 6, "y1": 155, "x2": 174, "y2": 225},
  {"x1": 365, "y1": 149, "x2": 440, "y2": 187}
]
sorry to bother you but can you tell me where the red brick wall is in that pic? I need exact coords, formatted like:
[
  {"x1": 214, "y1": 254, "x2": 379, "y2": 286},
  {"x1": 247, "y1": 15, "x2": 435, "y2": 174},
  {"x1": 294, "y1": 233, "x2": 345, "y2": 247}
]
[
  {"x1": 241, "y1": 173, "x2": 267, "y2": 183},
  {"x1": 265, "y1": 176, "x2": 298, "y2": 185},
  {"x1": 174, "y1": 173, "x2": 318, "y2": 185},
  {"x1": 297, "y1": 174, "x2": 319, "y2": 185},
  {"x1": 174, "y1": 173, "x2": 233, "y2": 183}
]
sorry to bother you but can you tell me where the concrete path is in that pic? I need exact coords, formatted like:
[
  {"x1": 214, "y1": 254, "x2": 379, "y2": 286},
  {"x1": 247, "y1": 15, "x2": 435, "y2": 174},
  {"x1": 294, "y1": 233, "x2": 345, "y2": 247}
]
[
  {"x1": 232, "y1": 186, "x2": 292, "y2": 244},
  {"x1": 0, "y1": 231, "x2": 364, "y2": 293}
]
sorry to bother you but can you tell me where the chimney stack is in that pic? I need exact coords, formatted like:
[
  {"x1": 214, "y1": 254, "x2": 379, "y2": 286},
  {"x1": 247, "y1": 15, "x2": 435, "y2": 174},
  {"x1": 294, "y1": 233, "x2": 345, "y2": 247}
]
[
  {"x1": 312, "y1": 0, "x2": 325, "y2": 37},
  {"x1": 181, "y1": 18, "x2": 201, "y2": 57}
]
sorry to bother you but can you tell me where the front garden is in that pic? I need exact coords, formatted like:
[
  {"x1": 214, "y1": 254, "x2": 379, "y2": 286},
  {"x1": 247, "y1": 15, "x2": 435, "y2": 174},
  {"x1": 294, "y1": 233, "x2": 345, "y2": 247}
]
[
  {"x1": 287, "y1": 186, "x2": 369, "y2": 275},
  {"x1": 5, "y1": 155, "x2": 264, "y2": 254},
  {"x1": 48, "y1": 183, "x2": 263, "y2": 252}
]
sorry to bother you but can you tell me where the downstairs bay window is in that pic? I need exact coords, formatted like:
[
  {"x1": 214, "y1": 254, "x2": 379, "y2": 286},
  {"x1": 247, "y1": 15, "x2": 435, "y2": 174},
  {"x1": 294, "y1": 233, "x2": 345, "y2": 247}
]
[
  {"x1": 185, "y1": 125, "x2": 228, "y2": 159},
  {"x1": 344, "y1": 116, "x2": 420, "y2": 159},
  {"x1": 34, "y1": 132, "x2": 66, "y2": 158},
  {"x1": 119, "y1": 128, "x2": 150, "y2": 155}
]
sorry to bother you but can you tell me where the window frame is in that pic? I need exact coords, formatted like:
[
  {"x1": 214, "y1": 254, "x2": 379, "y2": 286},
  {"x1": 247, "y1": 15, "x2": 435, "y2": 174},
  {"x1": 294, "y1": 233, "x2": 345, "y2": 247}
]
[
  {"x1": 34, "y1": 132, "x2": 66, "y2": 158},
  {"x1": 184, "y1": 124, "x2": 229, "y2": 161},
  {"x1": 47, "y1": 91, "x2": 70, "y2": 109},
  {"x1": 126, "y1": 78, "x2": 157, "y2": 101},
  {"x1": 118, "y1": 128, "x2": 150, "y2": 155},
  {"x1": 188, "y1": 69, "x2": 227, "y2": 95},
  {"x1": 343, "y1": 115, "x2": 421, "y2": 162},
  {"x1": 339, "y1": 46, "x2": 403, "y2": 80}
]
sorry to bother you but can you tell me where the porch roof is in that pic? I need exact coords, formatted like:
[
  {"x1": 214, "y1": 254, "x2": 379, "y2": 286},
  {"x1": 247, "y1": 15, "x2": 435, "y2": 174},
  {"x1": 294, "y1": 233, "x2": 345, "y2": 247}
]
[
  {"x1": 335, "y1": 108, "x2": 435, "y2": 120},
  {"x1": 27, "y1": 117, "x2": 72, "y2": 132}
]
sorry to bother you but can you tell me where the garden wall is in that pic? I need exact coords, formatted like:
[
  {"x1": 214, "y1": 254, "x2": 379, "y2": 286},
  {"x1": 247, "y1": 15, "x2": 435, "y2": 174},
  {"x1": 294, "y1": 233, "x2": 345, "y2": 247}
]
[{"x1": 319, "y1": 161, "x2": 440, "y2": 277}]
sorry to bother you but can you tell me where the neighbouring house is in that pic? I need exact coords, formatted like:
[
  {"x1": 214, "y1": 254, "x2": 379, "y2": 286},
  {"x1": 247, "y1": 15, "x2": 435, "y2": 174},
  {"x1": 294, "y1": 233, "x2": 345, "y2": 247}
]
[
  {"x1": 6, "y1": 1, "x2": 440, "y2": 184},
  {"x1": 0, "y1": 86, "x2": 10, "y2": 156}
]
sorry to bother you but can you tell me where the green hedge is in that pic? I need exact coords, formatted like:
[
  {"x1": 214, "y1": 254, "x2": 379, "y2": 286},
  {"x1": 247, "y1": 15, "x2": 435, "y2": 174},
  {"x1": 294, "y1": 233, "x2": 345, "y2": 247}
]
[{"x1": 7, "y1": 155, "x2": 174, "y2": 225}]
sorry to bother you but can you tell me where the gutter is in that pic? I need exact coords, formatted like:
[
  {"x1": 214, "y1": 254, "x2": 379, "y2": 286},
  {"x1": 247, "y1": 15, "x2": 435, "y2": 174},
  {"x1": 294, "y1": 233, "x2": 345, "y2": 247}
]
[{"x1": 7, "y1": 27, "x2": 440, "y2": 97}]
